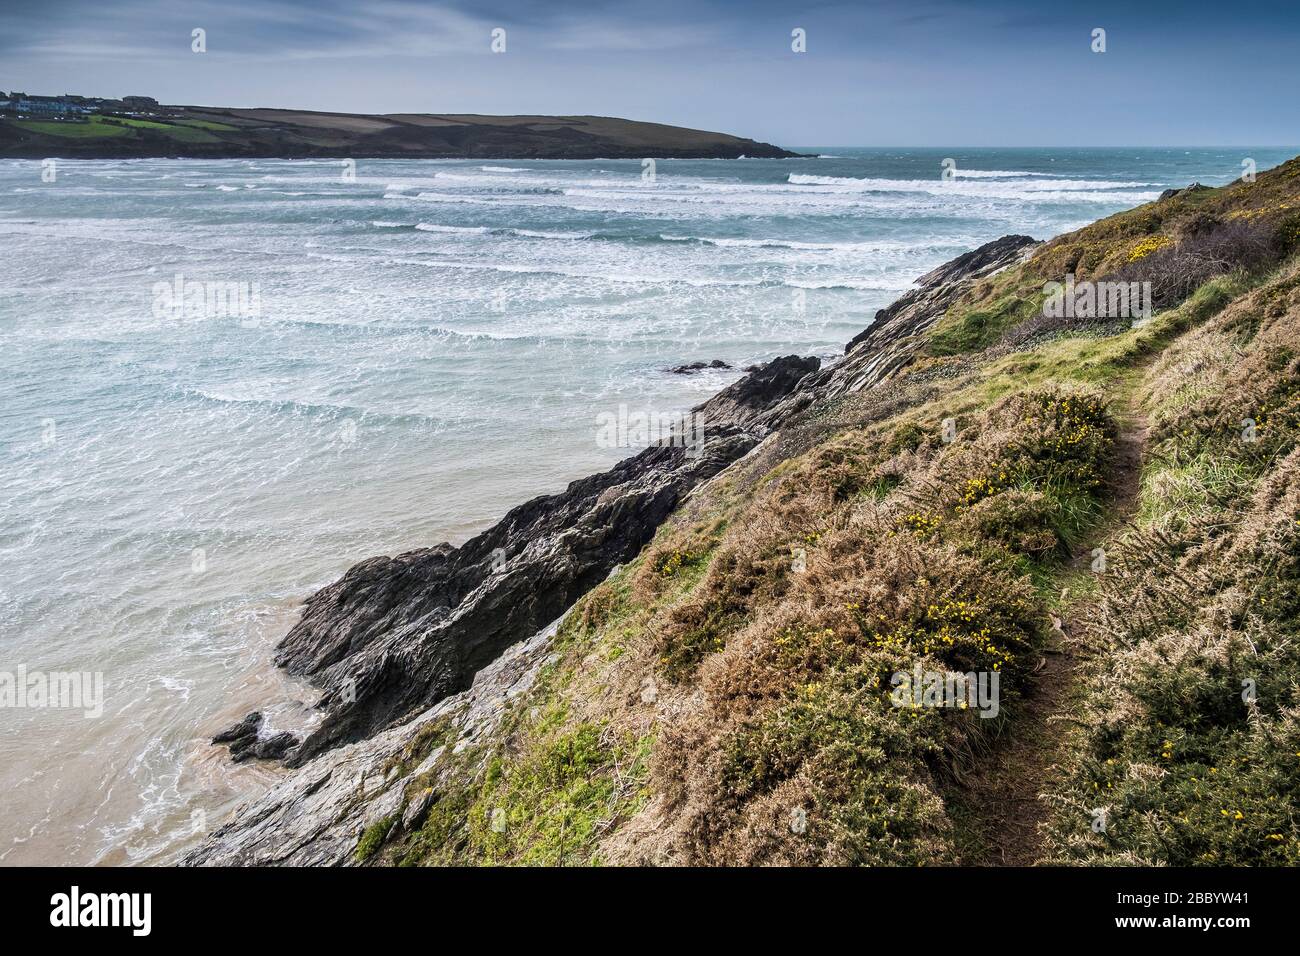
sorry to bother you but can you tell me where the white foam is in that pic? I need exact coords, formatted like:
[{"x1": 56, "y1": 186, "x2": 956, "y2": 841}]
[{"x1": 415, "y1": 222, "x2": 491, "y2": 234}]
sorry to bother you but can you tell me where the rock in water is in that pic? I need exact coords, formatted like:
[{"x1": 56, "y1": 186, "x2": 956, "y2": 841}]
[
  {"x1": 252, "y1": 732, "x2": 299, "y2": 762},
  {"x1": 211, "y1": 712, "x2": 262, "y2": 745},
  {"x1": 669, "y1": 359, "x2": 732, "y2": 374},
  {"x1": 212, "y1": 712, "x2": 299, "y2": 763}
]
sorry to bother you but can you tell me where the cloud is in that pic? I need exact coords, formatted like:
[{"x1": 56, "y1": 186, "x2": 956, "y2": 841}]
[{"x1": 2, "y1": 0, "x2": 1297, "y2": 145}]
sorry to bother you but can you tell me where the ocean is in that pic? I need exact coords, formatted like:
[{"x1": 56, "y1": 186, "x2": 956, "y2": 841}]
[{"x1": 1, "y1": 146, "x2": 1295, "y2": 865}]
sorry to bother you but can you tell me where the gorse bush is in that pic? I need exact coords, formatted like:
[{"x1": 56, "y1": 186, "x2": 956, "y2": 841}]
[
  {"x1": 1044, "y1": 259, "x2": 1300, "y2": 866},
  {"x1": 1109, "y1": 217, "x2": 1283, "y2": 309},
  {"x1": 900, "y1": 387, "x2": 1117, "y2": 556},
  {"x1": 629, "y1": 384, "x2": 1119, "y2": 865},
  {"x1": 380, "y1": 158, "x2": 1300, "y2": 869}
]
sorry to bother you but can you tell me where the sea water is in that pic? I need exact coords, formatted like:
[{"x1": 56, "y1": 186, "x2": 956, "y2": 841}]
[{"x1": 1, "y1": 146, "x2": 1294, "y2": 864}]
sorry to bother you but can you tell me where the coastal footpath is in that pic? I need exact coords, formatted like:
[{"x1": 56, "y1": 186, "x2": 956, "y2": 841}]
[{"x1": 190, "y1": 156, "x2": 1300, "y2": 866}]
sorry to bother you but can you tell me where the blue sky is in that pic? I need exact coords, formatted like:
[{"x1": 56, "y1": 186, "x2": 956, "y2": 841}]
[{"x1": 2, "y1": 0, "x2": 1297, "y2": 146}]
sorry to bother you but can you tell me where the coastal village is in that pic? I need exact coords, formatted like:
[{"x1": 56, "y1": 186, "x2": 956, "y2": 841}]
[{"x1": 0, "y1": 91, "x2": 161, "y2": 117}]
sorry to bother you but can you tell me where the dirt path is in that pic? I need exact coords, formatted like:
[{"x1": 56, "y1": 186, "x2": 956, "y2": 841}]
[{"x1": 951, "y1": 383, "x2": 1150, "y2": 866}]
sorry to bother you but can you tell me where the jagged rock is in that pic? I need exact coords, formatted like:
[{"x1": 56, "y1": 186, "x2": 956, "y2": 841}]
[
  {"x1": 213, "y1": 713, "x2": 299, "y2": 763},
  {"x1": 740, "y1": 235, "x2": 1041, "y2": 429},
  {"x1": 230, "y1": 730, "x2": 300, "y2": 764},
  {"x1": 844, "y1": 235, "x2": 1040, "y2": 357},
  {"x1": 269, "y1": 353, "x2": 820, "y2": 767},
  {"x1": 253, "y1": 732, "x2": 299, "y2": 762},
  {"x1": 185, "y1": 627, "x2": 554, "y2": 866},
  {"x1": 699, "y1": 354, "x2": 819, "y2": 428},
  {"x1": 1158, "y1": 182, "x2": 1210, "y2": 201},
  {"x1": 401, "y1": 788, "x2": 437, "y2": 832},
  {"x1": 669, "y1": 359, "x2": 732, "y2": 373},
  {"x1": 212, "y1": 711, "x2": 262, "y2": 744}
]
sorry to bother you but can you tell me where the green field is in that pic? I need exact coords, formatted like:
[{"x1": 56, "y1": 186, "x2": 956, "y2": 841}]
[
  {"x1": 7, "y1": 113, "x2": 222, "y2": 143},
  {"x1": 9, "y1": 116, "x2": 129, "y2": 138}
]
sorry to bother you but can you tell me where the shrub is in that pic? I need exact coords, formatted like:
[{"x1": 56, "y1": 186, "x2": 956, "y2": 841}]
[
  {"x1": 355, "y1": 815, "x2": 396, "y2": 863},
  {"x1": 1109, "y1": 219, "x2": 1282, "y2": 309}
]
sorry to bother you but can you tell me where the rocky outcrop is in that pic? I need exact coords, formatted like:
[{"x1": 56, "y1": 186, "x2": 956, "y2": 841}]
[
  {"x1": 187, "y1": 626, "x2": 557, "y2": 866},
  {"x1": 211, "y1": 712, "x2": 301, "y2": 763},
  {"x1": 212, "y1": 712, "x2": 263, "y2": 746},
  {"x1": 188, "y1": 235, "x2": 1037, "y2": 864},
  {"x1": 843, "y1": 234, "x2": 1039, "y2": 355},
  {"x1": 668, "y1": 359, "x2": 732, "y2": 373},
  {"x1": 748, "y1": 234, "x2": 1041, "y2": 430},
  {"x1": 1158, "y1": 182, "x2": 1211, "y2": 201},
  {"x1": 268, "y1": 354, "x2": 821, "y2": 767}
]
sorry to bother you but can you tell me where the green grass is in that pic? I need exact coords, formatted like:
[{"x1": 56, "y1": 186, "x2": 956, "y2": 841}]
[
  {"x1": 9, "y1": 117, "x2": 128, "y2": 138},
  {"x1": 173, "y1": 119, "x2": 240, "y2": 131},
  {"x1": 158, "y1": 126, "x2": 222, "y2": 144},
  {"x1": 100, "y1": 117, "x2": 222, "y2": 143},
  {"x1": 7, "y1": 114, "x2": 224, "y2": 144},
  {"x1": 929, "y1": 290, "x2": 1043, "y2": 356},
  {"x1": 1136, "y1": 452, "x2": 1256, "y2": 531},
  {"x1": 468, "y1": 722, "x2": 651, "y2": 866},
  {"x1": 100, "y1": 116, "x2": 172, "y2": 129},
  {"x1": 354, "y1": 815, "x2": 396, "y2": 863}
]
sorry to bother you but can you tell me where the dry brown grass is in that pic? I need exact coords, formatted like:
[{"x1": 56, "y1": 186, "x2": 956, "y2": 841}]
[
  {"x1": 1044, "y1": 259, "x2": 1300, "y2": 865},
  {"x1": 588, "y1": 383, "x2": 1121, "y2": 865},
  {"x1": 393, "y1": 159, "x2": 1300, "y2": 869}
]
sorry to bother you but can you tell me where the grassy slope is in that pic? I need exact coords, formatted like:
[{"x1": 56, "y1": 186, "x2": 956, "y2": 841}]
[{"x1": 372, "y1": 157, "x2": 1300, "y2": 866}]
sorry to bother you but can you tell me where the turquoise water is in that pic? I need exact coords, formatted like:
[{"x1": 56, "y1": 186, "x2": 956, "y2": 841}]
[{"x1": 1, "y1": 146, "x2": 1295, "y2": 864}]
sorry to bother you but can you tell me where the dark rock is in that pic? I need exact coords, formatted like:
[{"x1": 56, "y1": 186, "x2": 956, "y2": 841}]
[
  {"x1": 230, "y1": 730, "x2": 299, "y2": 764},
  {"x1": 669, "y1": 359, "x2": 732, "y2": 374},
  {"x1": 270, "y1": 353, "x2": 819, "y2": 767},
  {"x1": 213, "y1": 712, "x2": 298, "y2": 763},
  {"x1": 228, "y1": 736, "x2": 259, "y2": 762},
  {"x1": 697, "y1": 354, "x2": 820, "y2": 431},
  {"x1": 212, "y1": 712, "x2": 262, "y2": 744},
  {"x1": 845, "y1": 235, "x2": 1040, "y2": 356},
  {"x1": 253, "y1": 732, "x2": 299, "y2": 762}
]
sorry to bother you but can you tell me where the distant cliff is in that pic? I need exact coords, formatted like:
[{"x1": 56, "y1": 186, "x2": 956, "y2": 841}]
[{"x1": 0, "y1": 105, "x2": 801, "y2": 160}]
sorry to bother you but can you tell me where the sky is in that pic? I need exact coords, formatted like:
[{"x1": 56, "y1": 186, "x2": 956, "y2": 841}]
[{"x1": 2, "y1": 0, "x2": 1297, "y2": 147}]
